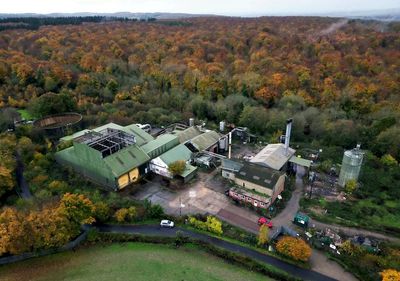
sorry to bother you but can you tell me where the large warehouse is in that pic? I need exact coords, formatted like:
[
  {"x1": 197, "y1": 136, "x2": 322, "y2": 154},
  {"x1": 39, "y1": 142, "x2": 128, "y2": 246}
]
[
  {"x1": 56, "y1": 123, "x2": 153, "y2": 190},
  {"x1": 56, "y1": 122, "x2": 226, "y2": 190}
]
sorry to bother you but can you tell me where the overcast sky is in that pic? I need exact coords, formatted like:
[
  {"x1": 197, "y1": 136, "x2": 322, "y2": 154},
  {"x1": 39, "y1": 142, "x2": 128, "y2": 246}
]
[{"x1": 2, "y1": 0, "x2": 400, "y2": 16}]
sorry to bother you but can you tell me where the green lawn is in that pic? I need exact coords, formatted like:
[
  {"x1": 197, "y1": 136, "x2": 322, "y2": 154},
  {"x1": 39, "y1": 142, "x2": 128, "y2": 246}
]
[
  {"x1": 17, "y1": 109, "x2": 34, "y2": 120},
  {"x1": 0, "y1": 243, "x2": 273, "y2": 281}
]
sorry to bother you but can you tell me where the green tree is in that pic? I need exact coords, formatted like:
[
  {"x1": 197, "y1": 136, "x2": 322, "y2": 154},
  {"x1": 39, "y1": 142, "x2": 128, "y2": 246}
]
[
  {"x1": 30, "y1": 92, "x2": 77, "y2": 117},
  {"x1": 381, "y1": 154, "x2": 398, "y2": 166},
  {"x1": 345, "y1": 179, "x2": 357, "y2": 194}
]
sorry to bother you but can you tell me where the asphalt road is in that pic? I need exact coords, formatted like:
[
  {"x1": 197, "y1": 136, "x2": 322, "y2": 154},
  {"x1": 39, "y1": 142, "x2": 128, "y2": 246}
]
[
  {"x1": 96, "y1": 224, "x2": 337, "y2": 281},
  {"x1": 15, "y1": 152, "x2": 32, "y2": 199}
]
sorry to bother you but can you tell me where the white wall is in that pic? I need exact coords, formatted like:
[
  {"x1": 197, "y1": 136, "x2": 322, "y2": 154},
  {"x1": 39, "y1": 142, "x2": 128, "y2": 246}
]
[{"x1": 149, "y1": 157, "x2": 172, "y2": 178}]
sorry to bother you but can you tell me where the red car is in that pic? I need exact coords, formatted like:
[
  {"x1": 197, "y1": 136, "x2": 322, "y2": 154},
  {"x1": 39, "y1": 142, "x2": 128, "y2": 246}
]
[{"x1": 258, "y1": 217, "x2": 273, "y2": 228}]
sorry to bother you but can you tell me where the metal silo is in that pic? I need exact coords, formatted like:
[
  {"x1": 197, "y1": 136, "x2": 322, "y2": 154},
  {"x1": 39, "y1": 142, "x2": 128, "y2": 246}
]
[{"x1": 338, "y1": 145, "x2": 364, "y2": 187}]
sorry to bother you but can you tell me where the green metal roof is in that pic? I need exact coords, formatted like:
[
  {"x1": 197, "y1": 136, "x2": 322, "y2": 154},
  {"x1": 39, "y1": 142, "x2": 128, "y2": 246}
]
[
  {"x1": 222, "y1": 159, "x2": 244, "y2": 172},
  {"x1": 289, "y1": 155, "x2": 312, "y2": 168},
  {"x1": 175, "y1": 127, "x2": 202, "y2": 143},
  {"x1": 103, "y1": 145, "x2": 150, "y2": 177},
  {"x1": 60, "y1": 122, "x2": 154, "y2": 146},
  {"x1": 122, "y1": 124, "x2": 154, "y2": 146},
  {"x1": 190, "y1": 130, "x2": 221, "y2": 151},
  {"x1": 141, "y1": 134, "x2": 179, "y2": 159},
  {"x1": 159, "y1": 143, "x2": 192, "y2": 165},
  {"x1": 181, "y1": 164, "x2": 197, "y2": 178},
  {"x1": 60, "y1": 129, "x2": 91, "y2": 142}
]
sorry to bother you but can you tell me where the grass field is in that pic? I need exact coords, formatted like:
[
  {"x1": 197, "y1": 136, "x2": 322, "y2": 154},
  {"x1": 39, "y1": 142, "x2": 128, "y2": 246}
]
[
  {"x1": 0, "y1": 243, "x2": 273, "y2": 281},
  {"x1": 17, "y1": 109, "x2": 34, "y2": 120}
]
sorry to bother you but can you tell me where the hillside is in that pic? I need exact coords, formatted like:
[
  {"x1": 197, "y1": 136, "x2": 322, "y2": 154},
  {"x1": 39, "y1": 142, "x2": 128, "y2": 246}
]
[{"x1": 0, "y1": 17, "x2": 399, "y2": 157}]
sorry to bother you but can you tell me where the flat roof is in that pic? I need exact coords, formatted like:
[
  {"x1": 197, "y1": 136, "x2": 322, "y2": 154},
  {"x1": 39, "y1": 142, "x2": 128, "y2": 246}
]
[
  {"x1": 289, "y1": 155, "x2": 312, "y2": 168},
  {"x1": 250, "y1": 143, "x2": 296, "y2": 170}
]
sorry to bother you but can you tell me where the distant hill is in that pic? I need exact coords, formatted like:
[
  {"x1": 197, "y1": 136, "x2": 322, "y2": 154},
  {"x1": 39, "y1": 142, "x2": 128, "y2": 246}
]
[{"x1": 0, "y1": 12, "x2": 216, "y2": 20}]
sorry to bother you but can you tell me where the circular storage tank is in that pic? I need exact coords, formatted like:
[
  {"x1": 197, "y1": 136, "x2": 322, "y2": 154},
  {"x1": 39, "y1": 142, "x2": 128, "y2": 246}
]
[
  {"x1": 33, "y1": 112, "x2": 82, "y2": 130},
  {"x1": 338, "y1": 148, "x2": 364, "y2": 187}
]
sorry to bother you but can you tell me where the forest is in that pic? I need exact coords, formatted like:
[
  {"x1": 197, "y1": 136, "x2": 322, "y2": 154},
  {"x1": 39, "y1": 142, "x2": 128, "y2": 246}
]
[{"x1": 0, "y1": 17, "x2": 399, "y2": 276}]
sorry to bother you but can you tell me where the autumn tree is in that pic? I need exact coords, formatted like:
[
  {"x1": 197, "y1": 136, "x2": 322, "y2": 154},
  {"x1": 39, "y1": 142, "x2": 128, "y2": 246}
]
[
  {"x1": 0, "y1": 208, "x2": 31, "y2": 255},
  {"x1": 0, "y1": 134, "x2": 17, "y2": 198},
  {"x1": 168, "y1": 160, "x2": 186, "y2": 176},
  {"x1": 114, "y1": 206, "x2": 136, "y2": 223},
  {"x1": 380, "y1": 269, "x2": 400, "y2": 281},
  {"x1": 258, "y1": 224, "x2": 269, "y2": 247},
  {"x1": 57, "y1": 193, "x2": 95, "y2": 236},
  {"x1": 276, "y1": 236, "x2": 312, "y2": 262}
]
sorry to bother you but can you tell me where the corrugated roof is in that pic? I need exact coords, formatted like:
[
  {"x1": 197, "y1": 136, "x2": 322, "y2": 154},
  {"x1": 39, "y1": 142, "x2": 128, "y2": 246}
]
[
  {"x1": 190, "y1": 130, "x2": 221, "y2": 151},
  {"x1": 141, "y1": 134, "x2": 179, "y2": 159},
  {"x1": 250, "y1": 143, "x2": 296, "y2": 170},
  {"x1": 103, "y1": 145, "x2": 150, "y2": 177},
  {"x1": 176, "y1": 127, "x2": 202, "y2": 143},
  {"x1": 159, "y1": 143, "x2": 192, "y2": 165},
  {"x1": 60, "y1": 123, "x2": 154, "y2": 146},
  {"x1": 289, "y1": 155, "x2": 312, "y2": 168},
  {"x1": 222, "y1": 159, "x2": 244, "y2": 172},
  {"x1": 235, "y1": 162, "x2": 284, "y2": 190}
]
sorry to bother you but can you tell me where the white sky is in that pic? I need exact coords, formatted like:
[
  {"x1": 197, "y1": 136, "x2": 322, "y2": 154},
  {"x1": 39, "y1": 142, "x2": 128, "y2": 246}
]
[{"x1": 1, "y1": 0, "x2": 399, "y2": 16}]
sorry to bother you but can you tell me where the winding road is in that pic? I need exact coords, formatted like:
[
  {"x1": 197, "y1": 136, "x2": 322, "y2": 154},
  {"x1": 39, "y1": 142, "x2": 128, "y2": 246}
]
[
  {"x1": 96, "y1": 224, "x2": 337, "y2": 281},
  {"x1": 15, "y1": 152, "x2": 32, "y2": 199}
]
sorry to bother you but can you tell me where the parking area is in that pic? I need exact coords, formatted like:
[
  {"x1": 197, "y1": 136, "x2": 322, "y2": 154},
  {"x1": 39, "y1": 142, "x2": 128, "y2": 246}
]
[{"x1": 130, "y1": 169, "x2": 261, "y2": 232}]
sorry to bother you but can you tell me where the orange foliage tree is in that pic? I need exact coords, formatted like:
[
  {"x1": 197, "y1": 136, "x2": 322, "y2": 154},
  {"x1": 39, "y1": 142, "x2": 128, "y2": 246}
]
[{"x1": 276, "y1": 236, "x2": 312, "y2": 262}]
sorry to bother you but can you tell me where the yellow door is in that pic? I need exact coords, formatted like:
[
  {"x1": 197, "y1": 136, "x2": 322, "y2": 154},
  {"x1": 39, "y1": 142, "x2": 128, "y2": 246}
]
[
  {"x1": 129, "y1": 168, "x2": 139, "y2": 183},
  {"x1": 118, "y1": 174, "x2": 129, "y2": 189}
]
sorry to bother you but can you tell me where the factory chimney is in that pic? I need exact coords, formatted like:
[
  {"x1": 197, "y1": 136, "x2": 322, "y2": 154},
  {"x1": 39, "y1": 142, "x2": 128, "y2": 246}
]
[{"x1": 285, "y1": 118, "x2": 293, "y2": 155}]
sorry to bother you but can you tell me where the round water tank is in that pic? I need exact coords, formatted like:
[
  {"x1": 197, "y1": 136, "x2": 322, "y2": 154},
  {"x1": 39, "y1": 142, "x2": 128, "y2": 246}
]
[
  {"x1": 338, "y1": 148, "x2": 364, "y2": 187},
  {"x1": 189, "y1": 118, "x2": 195, "y2": 127}
]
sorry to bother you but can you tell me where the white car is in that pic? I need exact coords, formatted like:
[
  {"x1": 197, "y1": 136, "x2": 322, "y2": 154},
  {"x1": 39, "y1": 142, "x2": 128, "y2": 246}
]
[{"x1": 160, "y1": 220, "x2": 174, "y2": 228}]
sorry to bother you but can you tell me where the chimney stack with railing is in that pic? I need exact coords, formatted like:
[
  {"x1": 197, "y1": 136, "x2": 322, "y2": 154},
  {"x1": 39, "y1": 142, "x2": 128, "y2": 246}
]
[{"x1": 285, "y1": 118, "x2": 293, "y2": 155}]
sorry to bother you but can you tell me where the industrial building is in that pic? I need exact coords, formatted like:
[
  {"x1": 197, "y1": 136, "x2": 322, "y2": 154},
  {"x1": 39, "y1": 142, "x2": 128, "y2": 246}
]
[
  {"x1": 222, "y1": 159, "x2": 285, "y2": 209},
  {"x1": 56, "y1": 123, "x2": 153, "y2": 190},
  {"x1": 56, "y1": 121, "x2": 228, "y2": 190}
]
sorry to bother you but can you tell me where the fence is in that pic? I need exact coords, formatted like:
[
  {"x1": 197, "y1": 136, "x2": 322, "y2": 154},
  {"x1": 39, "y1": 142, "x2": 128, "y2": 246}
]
[{"x1": 0, "y1": 227, "x2": 90, "y2": 265}]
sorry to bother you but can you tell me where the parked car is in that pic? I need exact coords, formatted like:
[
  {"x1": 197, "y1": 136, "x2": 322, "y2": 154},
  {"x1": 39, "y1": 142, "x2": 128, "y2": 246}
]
[
  {"x1": 258, "y1": 217, "x2": 273, "y2": 228},
  {"x1": 160, "y1": 220, "x2": 174, "y2": 228}
]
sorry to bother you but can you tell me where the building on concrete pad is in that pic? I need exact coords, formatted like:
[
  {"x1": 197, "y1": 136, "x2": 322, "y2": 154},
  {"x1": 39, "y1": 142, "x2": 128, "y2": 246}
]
[
  {"x1": 141, "y1": 133, "x2": 179, "y2": 159},
  {"x1": 56, "y1": 125, "x2": 151, "y2": 190},
  {"x1": 149, "y1": 143, "x2": 197, "y2": 182},
  {"x1": 250, "y1": 143, "x2": 296, "y2": 171},
  {"x1": 222, "y1": 159, "x2": 285, "y2": 208}
]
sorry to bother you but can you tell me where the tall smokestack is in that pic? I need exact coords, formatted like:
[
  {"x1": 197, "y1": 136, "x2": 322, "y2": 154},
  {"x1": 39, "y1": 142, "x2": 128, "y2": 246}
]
[
  {"x1": 285, "y1": 118, "x2": 293, "y2": 155},
  {"x1": 228, "y1": 132, "x2": 232, "y2": 159}
]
